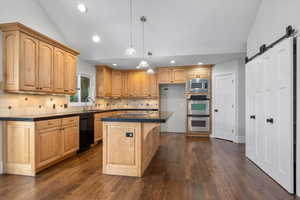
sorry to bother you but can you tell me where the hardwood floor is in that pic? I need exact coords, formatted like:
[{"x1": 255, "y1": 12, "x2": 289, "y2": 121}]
[{"x1": 0, "y1": 133, "x2": 298, "y2": 200}]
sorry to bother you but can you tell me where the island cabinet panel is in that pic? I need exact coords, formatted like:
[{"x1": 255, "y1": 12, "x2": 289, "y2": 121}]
[
  {"x1": 38, "y1": 41, "x2": 54, "y2": 92},
  {"x1": 103, "y1": 122, "x2": 160, "y2": 177},
  {"x1": 3, "y1": 116, "x2": 79, "y2": 176},
  {"x1": 111, "y1": 70, "x2": 122, "y2": 97},
  {"x1": 20, "y1": 33, "x2": 39, "y2": 91},
  {"x1": 53, "y1": 48, "x2": 66, "y2": 93},
  {"x1": 0, "y1": 22, "x2": 79, "y2": 94}
]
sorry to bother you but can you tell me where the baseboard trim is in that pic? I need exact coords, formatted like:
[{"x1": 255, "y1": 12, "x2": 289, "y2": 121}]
[{"x1": 234, "y1": 135, "x2": 245, "y2": 144}]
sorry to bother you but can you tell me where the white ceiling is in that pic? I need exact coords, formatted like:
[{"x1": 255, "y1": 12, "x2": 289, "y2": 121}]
[{"x1": 37, "y1": 0, "x2": 261, "y2": 69}]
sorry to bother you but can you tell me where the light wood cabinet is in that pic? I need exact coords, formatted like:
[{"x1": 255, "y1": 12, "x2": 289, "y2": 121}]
[
  {"x1": 172, "y1": 68, "x2": 186, "y2": 83},
  {"x1": 158, "y1": 67, "x2": 186, "y2": 84},
  {"x1": 158, "y1": 68, "x2": 172, "y2": 84},
  {"x1": 0, "y1": 22, "x2": 79, "y2": 95},
  {"x1": 53, "y1": 48, "x2": 66, "y2": 93},
  {"x1": 36, "y1": 127, "x2": 62, "y2": 169},
  {"x1": 94, "y1": 113, "x2": 104, "y2": 142},
  {"x1": 149, "y1": 74, "x2": 159, "y2": 97},
  {"x1": 20, "y1": 33, "x2": 39, "y2": 91},
  {"x1": 96, "y1": 66, "x2": 112, "y2": 98},
  {"x1": 121, "y1": 71, "x2": 128, "y2": 97},
  {"x1": 141, "y1": 72, "x2": 151, "y2": 97},
  {"x1": 3, "y1": 116, "x2": 79, "y2": 176},
  {"x1": 111, "y1": 70, "x2": 122, "y2": 97},
  {"x1": 64, "y1": 53, "x2": 77, "y2": 94},
  {"x1": 38, "y1": 41, "x2": 54, "y2": 92},
  {"x1": 187, "y1": 67, "x2": 211, "y2": 79},
  {"x1": 103, "y1": 122, "x2": 160, "y2": 177}
]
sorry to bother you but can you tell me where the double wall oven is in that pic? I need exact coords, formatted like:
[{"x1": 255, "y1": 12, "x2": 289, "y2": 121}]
[{"x1": 187, "y1": 94, "x2": 210, "y2": 133}]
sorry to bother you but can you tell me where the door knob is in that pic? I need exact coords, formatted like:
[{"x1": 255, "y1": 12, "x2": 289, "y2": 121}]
[
  {"x1": 266, "y1": 118, "x2": 274, "y2": 124},
  {"x1": 250, "y1": 115, "x2": 256, "y2": 119},
  {"x1": 214, "y1": 109, "x2": 218, "y2": 112}
]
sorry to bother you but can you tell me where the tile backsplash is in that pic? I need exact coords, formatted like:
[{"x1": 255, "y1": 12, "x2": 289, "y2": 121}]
[{"x1": 0, "y1": 91, "x2": 159, "y2": 116}]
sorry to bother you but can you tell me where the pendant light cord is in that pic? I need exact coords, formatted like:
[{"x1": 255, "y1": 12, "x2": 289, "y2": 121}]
[
  {"x1": 130, "y1": 0, "x2": 133, "y2": 48},
  {"x1": 142, "y1": 19, "x2": 145, "y2": 59}
]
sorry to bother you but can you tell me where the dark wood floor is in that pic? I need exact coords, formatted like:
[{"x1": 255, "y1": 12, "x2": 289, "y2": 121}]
[{"x1": 0, "y1": 134, "x2": 298, "y2": 200}]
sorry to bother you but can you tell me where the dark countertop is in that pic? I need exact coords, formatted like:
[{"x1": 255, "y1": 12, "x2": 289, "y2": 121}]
[
  {"x1": 0, "y1": 109, "x2": 158, "y2": 122},
  {"x1": 101, "y1": 111, "x2": 173, "y2": 123}
]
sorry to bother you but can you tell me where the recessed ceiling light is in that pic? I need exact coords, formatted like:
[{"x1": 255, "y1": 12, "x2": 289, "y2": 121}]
[
  {"x1": 92, "y1": 35, "x2": 101, "y2": 43},
  {"x1": 112, "y1": 64, "x2": 117, "y2": 66},
  {"x1": 198, "y1": 62, "x2": 203, "y2": 65},
  {"x1": 77, "y1": 3, "x2": 87, "y2": 13},
  {"x1": 170, "y1": 60, "x2": 176, "y2": 64}
]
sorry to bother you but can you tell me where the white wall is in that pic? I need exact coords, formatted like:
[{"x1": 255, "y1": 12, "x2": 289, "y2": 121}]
[
  {"x1": 212, "y1": 58, "x2": 246, "y2": 143},
  {"x1": 247, "y1": 0, "x2": 300, "y2": 56},
  {"x1": 0, "y1": 0, "x2": 95, "y2": 174}
]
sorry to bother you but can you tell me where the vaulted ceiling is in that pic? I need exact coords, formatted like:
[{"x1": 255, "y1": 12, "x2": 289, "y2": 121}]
[{"x1": 37, "y1": 0, "x2": 261, "y2": 68}]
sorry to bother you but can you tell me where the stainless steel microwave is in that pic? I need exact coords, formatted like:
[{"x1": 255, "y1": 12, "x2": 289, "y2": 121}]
[{"x1": 187, "y1": 78, "x2": 209, "y2": 93}]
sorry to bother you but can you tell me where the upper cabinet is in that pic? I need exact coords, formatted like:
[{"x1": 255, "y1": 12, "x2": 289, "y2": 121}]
[
  {"x1": 158, "y1": 67, "x2": 186, "y2": 84},
  {"x1": 0, "y1": 22, "x2": 79, "y2": 95},
  {"x1": 96, "y1": 66, "x2": 112, "y2": 98},
  {"x1": 96, "y1": 67, "x2": 159, "y2": 98}
]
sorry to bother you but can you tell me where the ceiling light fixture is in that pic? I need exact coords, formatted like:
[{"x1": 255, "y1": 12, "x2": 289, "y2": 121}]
[
  {"x1": 170, "y1": 60, "x2": 176, "y2": 64},
  {"x1": 92, "y1": 35, "x2": 101, "y2": 43},
  {"x1": 198, "y1": 62, "x2": 203, "y2": 65},
  {"x1": 146, "y1": 68, "x2": 154, "y2": 74},
  {"x1": 77, "y1": 3, "x2": 87, "y2": 13},
  {"x1": 137, "y1": 16, "x2": 150, "y2": 69},
  {"x1": 125, "y1": 0, "x2": 136, "y2": 56}
]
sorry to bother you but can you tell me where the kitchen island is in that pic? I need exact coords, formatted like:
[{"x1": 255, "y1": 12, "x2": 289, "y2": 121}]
[{"x1": 101, "y1": 112, "x2": 172, "y2": 177}]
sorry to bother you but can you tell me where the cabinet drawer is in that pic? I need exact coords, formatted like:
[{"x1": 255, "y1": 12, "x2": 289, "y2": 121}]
[
  {"x1": 62, "y1": 116, "x2": 79, "y2": 126},
  {"x1": 36, "y1": 119, "x2": 61, "y2": 130}
]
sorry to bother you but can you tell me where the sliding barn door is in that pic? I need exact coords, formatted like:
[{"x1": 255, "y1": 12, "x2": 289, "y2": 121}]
[{"x1": 246, "y1": 38, "x2": 294, "y2": 193}]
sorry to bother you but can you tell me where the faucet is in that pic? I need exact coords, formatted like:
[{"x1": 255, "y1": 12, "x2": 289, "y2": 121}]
[{"x1": 84, "y1": 97, "x2": 96, "y2": 111}]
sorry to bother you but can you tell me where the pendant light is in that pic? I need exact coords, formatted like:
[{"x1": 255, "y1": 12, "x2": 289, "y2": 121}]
[
  {"x1": 137, "y1": 16, "x2": 150, "y2": 69},
  {"x1": 125, "y1": 0, "x2": 136, "y2": 56}
]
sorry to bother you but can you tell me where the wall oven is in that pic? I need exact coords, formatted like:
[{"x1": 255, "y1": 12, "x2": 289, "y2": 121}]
[
  {"x1": 187, "y1": 78, "x2": 209, "y2": 93},
  {"x1": 188, "y1": 116, "x2": 210, "y2": 132},
  {"x1": 187, "y1": 95, "x2": 209, "y2": 115}
]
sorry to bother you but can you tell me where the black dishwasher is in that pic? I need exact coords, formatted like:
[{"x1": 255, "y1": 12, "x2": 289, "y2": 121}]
[{"x1": 78, "y1": 113, "x2": 94, "y2": 152}]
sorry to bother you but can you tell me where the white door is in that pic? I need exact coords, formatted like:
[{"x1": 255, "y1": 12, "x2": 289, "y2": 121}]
[
  {"x1": 246, "y1": 38, "x2": 294, "y2": 193},
  {"x1": 213, "y1": 73, "x2": 235, "y2": 141}
]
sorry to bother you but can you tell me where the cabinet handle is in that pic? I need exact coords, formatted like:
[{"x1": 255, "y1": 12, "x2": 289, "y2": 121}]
[
  {"x1": 266, "y1": 118, "x2": 274, "y2": 124},
  {"x1": 214, "y1": 109, "x2": 218, "y2": 112},
  {"x1": 250, "y1": 115, "x2": 256, "y2": 119}
]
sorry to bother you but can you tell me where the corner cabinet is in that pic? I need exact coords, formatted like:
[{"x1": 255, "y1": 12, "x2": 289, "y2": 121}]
[
  {"x1": 0, "y1": 22, "x2": 79, "y2": 95},
  {"x1": 4, "y1": 116, "x2": 79, "y2": 176}
]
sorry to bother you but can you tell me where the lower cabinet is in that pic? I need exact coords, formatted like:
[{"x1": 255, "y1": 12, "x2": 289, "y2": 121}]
[{"x1": 3, "y1": 116, "x2": 79, "y2": 176}]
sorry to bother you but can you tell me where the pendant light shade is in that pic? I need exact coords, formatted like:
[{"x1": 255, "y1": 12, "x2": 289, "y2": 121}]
[
  {"x1": 146, "y1": 68, "x2": 154, "y2": 74},
  {"x1": 125, "y1": 0, "x2": 136, "y2": 56}
]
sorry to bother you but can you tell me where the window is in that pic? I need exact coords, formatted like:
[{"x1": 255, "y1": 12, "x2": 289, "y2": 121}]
[{"x1": 69, "y1": 73, "x2": 93, "y2": 106}]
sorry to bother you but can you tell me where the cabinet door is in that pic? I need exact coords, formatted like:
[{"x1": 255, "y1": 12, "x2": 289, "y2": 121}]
[
  {"x1": 64, "y1": 53, "x2": 77, "y2": 94},
  {"x1": 36, "y1": 128, "x2": 62, "y2": 169},
  {"x1": 141, "y1": 72, "x2": 151, "y2": 97},
  {"x1": 128, "y1": 71, "x2": 141, "y2": 97},
  {"x1": 38, "y1": 41, "x2": 53, "y2": 92},
  {"x1": 158, "y1": 68, "x2": 172, "y2": 84},
  {"x1": 122, "y1": 71, "x2": 128, "y2": 97},
  {"x1": 20, "y1": 33, "x2": 38, "y2": 91},
  {"x1": 172, "y1": 68, "x2": 186, "y2": 83},
  {"x1": 53, "y1": 48, "x2": 65, "y2": 93},
  {"x1": 104, "y1": 68, "x2": 112, "y2": 97},
  {"x1": 111, "y1": 71, "x2": 122, "y2": 97},
  {"x1": 62, "y1": 125, "x2": 79, "y2": 156},
  {"x1": 149, "y1": 74, "x2": 158, "y2": 97}
]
